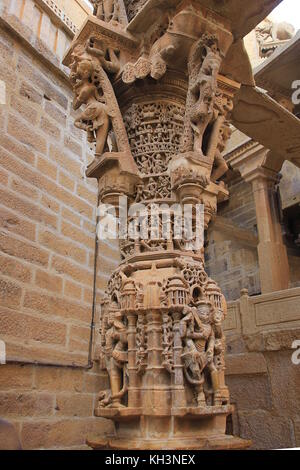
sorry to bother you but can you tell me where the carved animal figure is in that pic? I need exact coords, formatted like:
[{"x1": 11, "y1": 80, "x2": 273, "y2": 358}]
[{"x1": 256, "y1": 19, "x2": 295, "y2": 43}]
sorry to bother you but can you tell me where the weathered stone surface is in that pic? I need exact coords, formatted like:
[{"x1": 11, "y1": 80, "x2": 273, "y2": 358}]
[
  {"x1": 0, "y1": 419, "x2": 22, "y2": 450},
  {"x1": 0, "y1": 365, "x2": 34, "y2": 391},
  {"x1": 226, "y1": 353, "x2": 268, "y2": 375},
  {"x1": 227, "y1": 375, "x2": 273, "y2": 410},
  {"x1": 263, "y1": 328, "x2": 300, "y2": 351},
  {"x1": 21, "y1": 417, "x2": 114, "y2": 450},
  {"x1": 34, "y1": 367, "x2": 84, "y2": 393},
  {"x1": 0, "y1": 391, "x2": 55, "y2": 418},
  {"x1": 226, "y1": 334, "x2": 247, "y2": 354},
  {"x1": 265, "y1": 350, "x2": 300, "y2": 418},
  {"x1": 238, "y1": 411, "x2": 295, "y2": 450},
  {"x1": 294, "y1": 420, "x2": 300, "y2": 447},
  {"x1": 55, "y1": 394, "x2": 94, "y2": 417}
]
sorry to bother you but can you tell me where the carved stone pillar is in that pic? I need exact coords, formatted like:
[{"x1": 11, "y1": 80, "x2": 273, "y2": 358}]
[
  {"x1": 230, "y1": 143, "x2": 290, "y2": 293},
  {"x1": 63, "y1": 0, "x2": 250, "y2": 450}
]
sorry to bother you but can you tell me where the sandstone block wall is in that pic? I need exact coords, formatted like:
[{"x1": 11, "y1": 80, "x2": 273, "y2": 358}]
[
  {"x1": 0, "y1": 0, "x2": 118, "y2": 449},
  {"x1": 206, "y1": 174, "x2": 261, "y2": 301},
  {"x1": 224, "y1": 289, "x2": 300, "y2": 449}
]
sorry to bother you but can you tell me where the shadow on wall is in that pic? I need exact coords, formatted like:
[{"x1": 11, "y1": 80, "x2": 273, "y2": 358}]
[{"x1": 0, "y1": 419, "x2": 22, "y2": 450}]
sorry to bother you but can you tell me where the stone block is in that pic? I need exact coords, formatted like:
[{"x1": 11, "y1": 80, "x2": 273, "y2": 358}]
[
  {"x1": 55, "y1": 393, "x2": 94, "y2": 417},
  {"x1": 0, "y1": 232, "x2": 49, "y2": 267},
  {"x1": 0, "y1": 308, "x2": 67, "y2": 345},
  {"x1": 0, "y1": 253, "x2": 32, "y2": 283},
  {"x1": 23, "y1": 289, "x2": 91, "y2": 323},
  {"x1": 0, "y1": 278, "x2": 22, "y2": 309},
  {"x1": 0, "y1": 365, "x2": 34, "y2": 391},
  {"x1": 35, "y1": 269, "x2": 63, "y2": 294},
  {"x1": 35, "y1": 367, "x2": 84, "y2": 393},
  {"x1": 226, "y1": 375, "x2": 273, "y2": 411},
  {"x1": 265, "y1": 350, "x2": 300, "y2": 418},
  {"x1": 226, "y1": 353, "x2": 267, "y2": 376},
  {"x1": 238, "y1": 411, "x2": 295, "y2": 449},
  {"x1": 51, "y1": 255, "x2": 94, "y2": 286},
  {"x1": 21, "y1": 417, "x2": 114, "y2": 449},
  {"x1": 0, "y1": 391, "x2": 55, "y2": 418},
  {"x1": 8, "y1": 114, "x2": 47, "y2": 154}
]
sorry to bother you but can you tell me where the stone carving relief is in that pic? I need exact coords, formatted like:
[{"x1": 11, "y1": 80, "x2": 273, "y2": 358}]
[
  {"x1": 65, "y1": 0, "x2": 251, "y2": 449},
  {"x1": 124, "y1": 102, "x2": 184, "y2": 171},
  {"x1": 124, "y1": 0, "x2": 148, "y2": 23},
  {"x1": 99, "y1": 301, "x2": 128, "y2": 408},
  {"x1": 256, "y1": 18, "x2": 295, "y2": 58},
  {"x1": 181, "y1": 34, "x2": 223, "y2": 157},
  {"x1": 97, "y1": 256, "x2": 228, "y2": 410},
  {"x1": 70, "y1": 37, "x2": 131, "y2": 156},
  {"x1": 256, "y1": 18, "x2": 295, "y2": 44},
  {"x1": 91, "y1": 0, "x2": 121, "y2": 23}
]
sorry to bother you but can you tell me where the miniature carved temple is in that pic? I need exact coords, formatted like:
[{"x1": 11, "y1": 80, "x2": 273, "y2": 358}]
[{"x1": 61, "y1": 0, "x2": 270, "y2": 450}]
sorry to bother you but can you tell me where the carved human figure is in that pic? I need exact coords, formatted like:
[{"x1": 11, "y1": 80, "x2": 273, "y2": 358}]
[
  {"x1": 154, "y1": 154, "x2": 166, "y2": 173},
  {"x1": 211, "y1": 122, "x2": 231, "y2": 182},
  {"x1": 180, "y1": 301, "x2": 220, "y2": 406},
  {"x1": 91, "y1": 0, "x2": 120, "y2": 23},
  {"x1": 73, "y1": 60, "x2": 113, "y2": 154},
  {"x1": 100, "y1": 306, "x2": 128, "y2": 408},
  {"x1": 183, "y1": 35, "x2": 222, "y2": 156},
  {"x1": 86, "y1": 37, "x2": 120, "y2": 75},
  {"x1": 70, "y1": 39, "x2": 122, "y2": 155}
]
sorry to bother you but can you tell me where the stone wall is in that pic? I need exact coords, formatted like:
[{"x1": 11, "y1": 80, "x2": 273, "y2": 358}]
[
  {"x1": 224, "y1": 289, "x2": 300, "y2": 449},
  {"x1": 206, "y1": 173, "x2": 261, "y2": 301},
  {"x1": 0, "y1": 0, "x2": 117, "y2": 449},
  {"x1": 207, "y1": 166, "x2": 300, "y2": 300}
]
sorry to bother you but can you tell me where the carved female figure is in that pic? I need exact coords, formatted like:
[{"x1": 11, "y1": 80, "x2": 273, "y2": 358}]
[
  {"x1": 180, "y1": 301, "x2": 220, "y2": 406},
  {"x1": 73, "y1": 60, "x2": 113, "y2": 155},
  {"x1": 101, "y1": 307, "x2": 128, "y2": 408}
]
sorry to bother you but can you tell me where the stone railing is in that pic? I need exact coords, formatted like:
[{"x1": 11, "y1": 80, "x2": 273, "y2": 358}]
[{"x1": 224, "y1": 287, "x2": 300, "y2": 336}]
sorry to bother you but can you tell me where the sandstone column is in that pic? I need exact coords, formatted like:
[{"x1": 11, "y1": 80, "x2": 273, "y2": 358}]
[
  {"x1": 63, "y1": 0, "x2": 251, "y2": 450},
  {"x1": 230, "y1": 143, "x2": 289, "y2": 293}
]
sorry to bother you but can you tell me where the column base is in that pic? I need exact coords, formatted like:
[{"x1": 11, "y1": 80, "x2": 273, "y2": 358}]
[
  {"x1": 87, "y1": 435, "x2": 251, "y2": 450},
  {"x1": 88, "y1": 405, "x2": 251, "y2": 450}
]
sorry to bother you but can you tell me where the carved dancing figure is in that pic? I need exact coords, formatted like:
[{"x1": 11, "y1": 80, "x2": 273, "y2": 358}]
[
  {"x1": 183, "y1": 35, "x2": 222, "y2": 156},
  {"x1": 180, "y1": 301, "x2": 220, "y2": 406},
  {"x1": 99, "y1": 306, "x2": 128, "y2": 408},
  {"x1": 211, "y1": 122, "x2": 231, "y2": 182},
  {"x1": 73, "y1": 59, "x2": 113, "y2": 154}
]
